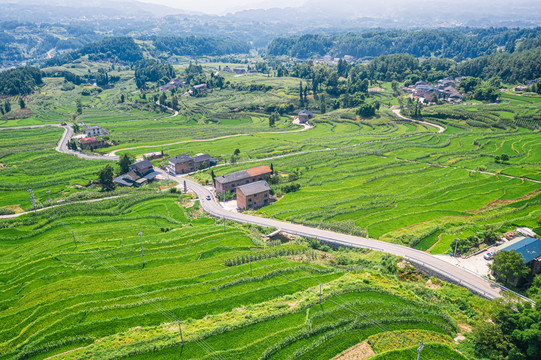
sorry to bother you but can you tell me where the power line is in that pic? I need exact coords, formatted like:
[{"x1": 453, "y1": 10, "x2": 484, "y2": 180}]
[
  {"x1": 69, "y1": 230, "x2": 227, "y2": 360},
  {"x1": 194, "y1": 224, "x2": 455, "y2": 360}
]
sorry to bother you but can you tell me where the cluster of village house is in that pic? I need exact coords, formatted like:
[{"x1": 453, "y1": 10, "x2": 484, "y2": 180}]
[
  {"x1": 167, "y1": 152, "x2": 274, "y2": 211},
  {"x1": 314, "y1": 55, "x2": 356, "y2": 65},
  {"x1": 77, "y1": 125, "x2": 110, "y2": 150},
  {"x1": 113, "y1": 151, "x2": 274, "y2": 211},
  {"x1": 214, "y1": 165, "x2": 273, "y2": 211},
  {"x1": 158, "y1": 66, "x2": 261, "y2": 94},
  {"x1": 402, "y1": 78, "x2": 464, "y2": 104},
  {"x1": 158, "y1": 77, "x2": 208, "y2": 96}
]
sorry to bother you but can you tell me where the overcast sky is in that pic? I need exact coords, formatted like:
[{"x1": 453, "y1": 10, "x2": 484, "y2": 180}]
[{"x1": 137, "y1": 0, "x2": 306, "y2": 15}]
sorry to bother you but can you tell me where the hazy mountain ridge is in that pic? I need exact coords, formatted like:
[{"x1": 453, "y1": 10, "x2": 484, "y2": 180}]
[{"x1": 1, "y1": 0, "x2": 540, "y2": 68}]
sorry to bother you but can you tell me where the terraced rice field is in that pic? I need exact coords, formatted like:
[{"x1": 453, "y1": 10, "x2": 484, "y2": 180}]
[{"x1": 0, "y1": 195, "x2": 476, "y2": 360}]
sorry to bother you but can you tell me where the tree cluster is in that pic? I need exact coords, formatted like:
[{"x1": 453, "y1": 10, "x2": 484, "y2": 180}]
[
  {"x1": 0, "y1": 66, "x2": 42, "y2": 96},
  {"x1": 268, "y1": 28, "x2": 541, "y2": 60},
  {"x1": 152, "y1": 36, "x2": 249, "y2": 56},
  {"x1": 46, "y1": 37, "x2": 143, "y2": 66},
  {"x1": 134, "y1": 59, "x2": 175, "y2": 89},
  {"x1": 457, "y1": 46, "x2": 541, "y2": 83}
]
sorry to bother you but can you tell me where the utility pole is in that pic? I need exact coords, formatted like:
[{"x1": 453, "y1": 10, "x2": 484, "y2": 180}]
[
  {"x1": 454, "y1": 238, "x2": 459, "y2": 257},
  {"x1": 223, "y1": 216, "x2": 226, "y2": 232},
  {"x1": 319, "y1": 283, "x2": 322, "y2": 304},
  {"x1": 72, "y1": 231, "x2": 77, "y2": 248},
  {"x1": 178, "y1": 322, "x2": 184, "y2": 345},
  {"x1": 416, "y1": 342, "x2": 424, "y2": 360},
  {"x1": 153, "y1": 209, "x2": 157, "y2": 225},
  {"x1": 139, "y1": 231, "x2": 145, "y2": 268},
  {"x1": 28, "y1": 188, "x2": 37, "y2": 214},
  {"x1": 183, "y1": 180, "x2": 187, "y2": 194},
  {"x1": 47, "y1": 190, "x2": 54, "y2": 216},
  {"x1": 250, "y1": 257, "x2": 253, "y2": 277}
]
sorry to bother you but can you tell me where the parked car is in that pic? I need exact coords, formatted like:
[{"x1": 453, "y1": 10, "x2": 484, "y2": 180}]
[
  {"x1": 484, "y1": 252, "x2": 494, "y2": 260},
  {"x1": 206, "y1": 195, "x2": 211, "y2": 201}
]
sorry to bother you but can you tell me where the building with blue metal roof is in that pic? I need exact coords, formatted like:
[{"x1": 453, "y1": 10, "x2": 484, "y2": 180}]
[{"x1": 499, "y1": 237, "x2": 541, "y2": 264}]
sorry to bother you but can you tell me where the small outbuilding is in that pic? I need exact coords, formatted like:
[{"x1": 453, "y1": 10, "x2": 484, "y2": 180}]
[
  {"x1": 298, "y1": 110, "x2": 314, "y2": 123},
  {"x1": 236, "y1": 180, "x2": 272, "y2": 210}
]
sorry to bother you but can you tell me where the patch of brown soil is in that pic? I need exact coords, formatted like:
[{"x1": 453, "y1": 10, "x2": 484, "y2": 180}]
[
  {"x1": 397, "y1": 260, "x2": 408, "y2": 269},
  {"x1": 332, "y1": 341, "x2": 375, "y2": 360},
  {"x1": 454, "y1": 323, "x2": 472, "y2": 344},
  {"x1": 474, "y1": 189, "x2": 540, "y2": 213},
  {"x1": 368, "y1": 87, "x2": 385, "y2": 92},
  {"x1": 426, "y1": 278, "x2": 441, "y2": 289}
]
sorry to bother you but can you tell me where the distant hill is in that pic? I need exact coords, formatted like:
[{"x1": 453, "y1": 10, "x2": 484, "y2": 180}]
[
  {"x1": 44, "y1": 36, "x2": 251, "y2": 67},
  {"x1": 0, "y1": 0, "x2": 189, "y2": 22}
]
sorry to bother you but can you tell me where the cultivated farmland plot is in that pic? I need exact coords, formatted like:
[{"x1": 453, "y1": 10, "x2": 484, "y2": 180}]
[{"x1": 0, "y1": 62, "x2": 540, "y2": 360}]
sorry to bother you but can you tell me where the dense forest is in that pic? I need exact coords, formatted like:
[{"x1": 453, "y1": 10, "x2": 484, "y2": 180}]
[
  {"x1": 0, "y1": 66, "x2": 42, "y2": 96},
  {"x1": 43, "y1": 36, "x2": 250, "y2": 67},
  {"x1": 457, "y1": 46, "x2": 541, "y2": 83},
  {"x1": 152, "y1": 36, "x2": 249, "y2": 56},
  {"x1": 267, "y1": 28, "x2": 541, "y2": 60},
  {"x1": 45, "y1": 37, "x2": 144, "y2": 66},
  {"x1": 134, "y1": 59, "x2": 176, "y2": 89}
]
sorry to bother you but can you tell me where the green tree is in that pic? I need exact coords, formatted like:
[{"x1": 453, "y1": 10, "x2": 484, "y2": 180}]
[
  {"x1": 76, "y1": 98, "x2": 83, "y2": 115},
  {"x1": 67, "y1": 139, "x2": 78, "y2": 151},
  {"x1": 391, "y1": 80, "x2": 399, "y2": 93},
  {"x1": 210, "y1": 170, "x2": 216, "y2": 185},
  {"x1": 98, "y1": 165, "x2": 115, "y2": 191},
  {"x1": 72, "y1": 122, "x2": 80, "y2": 133},
  {"x1": 120, "y1": 94, "x2": 125, "y2": 103},
  {"x1": 269, "y1": 111, "x2": 279, "y2": 127},
  {"x1": 4, "y1": 100, "x2": 11, "y2": 113},
  {"x1": 18, "y1": 97, "x2": 25, "y2": 109},
  {"x1": 472, "y1": 321, "x2": 513, "y2": 358},
  {"x1": 319, "y1": 94, "x2": 326, "y2": 114},
  {"x1": 234, "y1": 148, "x2": 240, "y2": 156},
  {"x1": 500, "y1": 154, "x2": 510, "y2": 162},
  {"x1": 489, "y1": 250, "x2": 530, "y2": 285},
  {"x1": 118, "y1": 154, "x2": 132, "y2": 175}
]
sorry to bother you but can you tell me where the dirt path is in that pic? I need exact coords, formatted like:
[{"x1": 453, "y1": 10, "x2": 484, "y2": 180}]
[
  {"x1": 0, "y1": 194, "x2": 131, "y2": 219},
  {"x1": 392, "y1": 108, "x2": 446, "y2": 133},
  {"x1": 106, "y1": 118, "x2": 312, "y2": 157},
  {"x1": 156, "y1": 100, "x2": 179, "y2": 118},
  {"x1": 426, "y1": 233, "x2": 442, "y2": 253}
]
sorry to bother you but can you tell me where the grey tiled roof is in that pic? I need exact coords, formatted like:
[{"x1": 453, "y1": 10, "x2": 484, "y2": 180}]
[
  {"x1": 169, "y1": 155, "x2": 194, "y2": 165},
  {"x1": 237, "y1": 180, "x2": 271, "y2": 196},
  {"x1": 131, "y1": 159, "x2": 153, "y2": 174},
  {"x1": 193, "y1": 154, "x2": 213, "y2": 163},
  {"x1": 215, "y1": 170, "x2": 249, "y2": 184}
]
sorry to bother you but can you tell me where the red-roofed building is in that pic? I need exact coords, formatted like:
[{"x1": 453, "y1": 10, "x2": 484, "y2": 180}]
[
  {"x1": 246, "y1": 165, "x2": 272, "y2": 179},
  {"x1": 215, "y1": 165, "x2": 273, "y2": 194},
  {"x1": 78, "y1": 136, "x2": 108, "y2": 150}
]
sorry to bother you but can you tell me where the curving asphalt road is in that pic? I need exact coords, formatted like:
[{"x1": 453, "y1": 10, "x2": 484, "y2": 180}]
[
  {"x1": 56, "y1": 124, "x2": 120, "y2": 161},
  {"x1": 164, "y1": 172, "x2": 503, "y2": 300}
]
